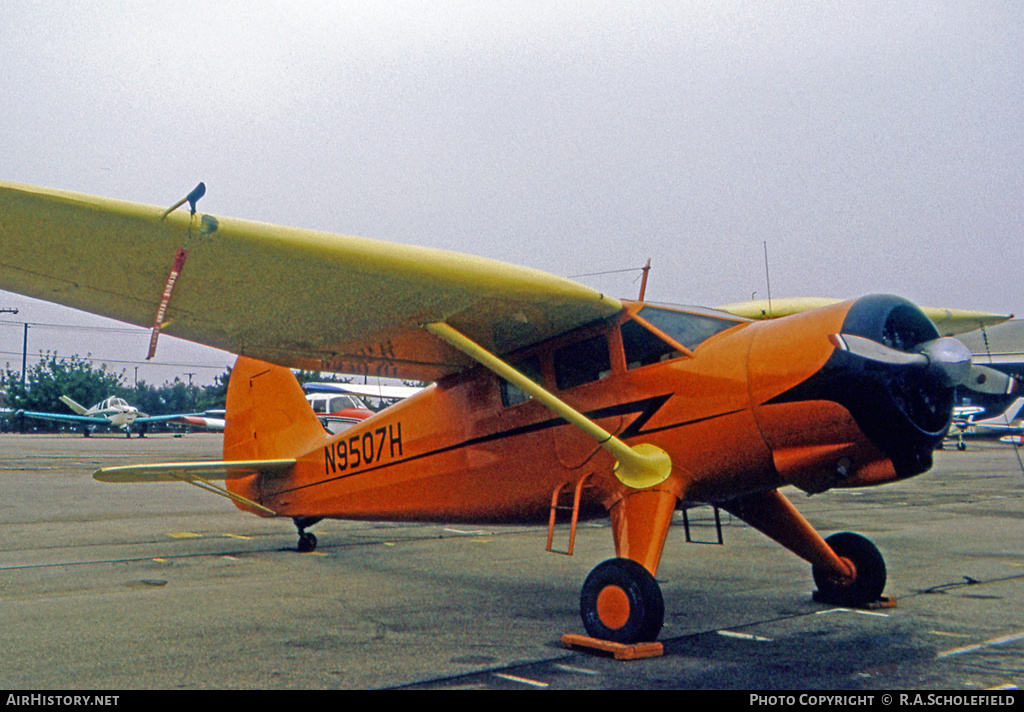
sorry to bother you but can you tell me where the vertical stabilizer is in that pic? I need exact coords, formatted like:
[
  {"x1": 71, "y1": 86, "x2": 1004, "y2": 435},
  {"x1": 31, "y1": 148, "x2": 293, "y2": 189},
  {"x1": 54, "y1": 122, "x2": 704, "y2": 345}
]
[
  {"x1": 59, "y1": 395, "x2": 90, "y2": 415},
  {"x1": 223, "y1": 356, "x2": 327, "y2": 462}
]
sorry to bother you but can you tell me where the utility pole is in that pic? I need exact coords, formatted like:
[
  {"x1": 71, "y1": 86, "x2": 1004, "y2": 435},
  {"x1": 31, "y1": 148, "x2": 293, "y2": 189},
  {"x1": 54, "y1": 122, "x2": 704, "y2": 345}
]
[
  {"x1": 21, "y1": 323, "x2": 28, "y2": 389},
  {"x1": 0, "y1": 309, "x2": 22, "y2": 381}
]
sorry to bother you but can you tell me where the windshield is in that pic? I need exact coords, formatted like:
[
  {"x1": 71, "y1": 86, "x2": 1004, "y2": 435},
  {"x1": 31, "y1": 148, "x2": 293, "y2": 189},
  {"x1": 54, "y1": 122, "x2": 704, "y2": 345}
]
[
  {"x1": 636, "y1": 306, "x2": 745, "y2": 351},
  {"x1": 329, "y1": 395, "x2": 366, "y2": 412}
]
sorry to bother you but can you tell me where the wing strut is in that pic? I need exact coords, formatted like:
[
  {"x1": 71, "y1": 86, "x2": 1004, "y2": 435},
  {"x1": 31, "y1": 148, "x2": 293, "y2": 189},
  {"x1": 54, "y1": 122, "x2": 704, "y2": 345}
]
[
  {"x1": 166, "y1": 471, "x2": 277, "y2": 516},
  {"x1": 424, "y1": 322, "x2": 672, "y2": 489}
]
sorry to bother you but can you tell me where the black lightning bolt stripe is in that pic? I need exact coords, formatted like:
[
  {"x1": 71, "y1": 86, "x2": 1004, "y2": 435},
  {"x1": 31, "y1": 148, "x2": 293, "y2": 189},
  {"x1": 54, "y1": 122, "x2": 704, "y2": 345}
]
[{"x1": 276, "y1": 394, "x2": 742, "y2": 495}]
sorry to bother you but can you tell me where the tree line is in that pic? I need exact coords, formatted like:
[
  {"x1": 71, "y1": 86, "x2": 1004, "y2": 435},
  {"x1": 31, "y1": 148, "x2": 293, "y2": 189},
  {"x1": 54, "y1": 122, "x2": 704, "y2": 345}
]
[
  {"x1": 1, "y1": 353, "x2": 231, "y2": 432},
  {"x1": 1, "y1": 353, "x2": 409, "y2": 433}
]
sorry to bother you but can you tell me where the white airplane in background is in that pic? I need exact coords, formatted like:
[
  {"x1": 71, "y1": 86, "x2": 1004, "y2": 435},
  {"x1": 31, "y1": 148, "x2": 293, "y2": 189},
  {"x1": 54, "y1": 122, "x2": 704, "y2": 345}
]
[
  {"x1": 14, "y1": 395, "x2": 214, "y2": 437},
  {"x1": 303, "y1": 381, "x2": 424, "y2": 402},
  {"x1": 302, "y1": 382, "x2": 423, "y2": 434},
  {"x1": 946, "y1": 397, "x2": 1024, "y2": 450}
]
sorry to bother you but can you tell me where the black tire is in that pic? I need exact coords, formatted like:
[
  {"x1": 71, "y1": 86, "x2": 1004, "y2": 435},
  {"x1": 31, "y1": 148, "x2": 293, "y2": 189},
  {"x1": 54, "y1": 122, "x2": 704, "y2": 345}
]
[
  {"x1": 297, "y1": 531, "x2": 317, "y2": 553},
  {"x1": 812, "y1": 532, "x2": 887, "y2": 606},
  {"x1": 580, "y1": 558, "x2": 664, "y2": 643}
]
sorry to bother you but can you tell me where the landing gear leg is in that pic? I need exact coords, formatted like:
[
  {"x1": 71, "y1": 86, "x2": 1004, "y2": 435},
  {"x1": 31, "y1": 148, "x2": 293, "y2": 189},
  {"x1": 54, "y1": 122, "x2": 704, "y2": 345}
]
[
  {"x1": 722, "y1": 489, "x2": 888, "y2": 606},
  {"x1": 578, "y1": 488, "x2": 677, "y2": 643},
  {"x1": 293, "y1": 516, "x2": 322, "y2": 552}
]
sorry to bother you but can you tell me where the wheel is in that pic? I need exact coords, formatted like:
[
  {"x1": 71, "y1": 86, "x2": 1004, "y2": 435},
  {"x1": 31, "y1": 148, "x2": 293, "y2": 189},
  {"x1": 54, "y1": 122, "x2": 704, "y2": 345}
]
[
  {"x1": 297, "y1": 531, "x2": 317, "y2": 553},
  {"x1": 812, "y1": 532, "x2": 887, "y2": 606},
  {"x1": 580, "y1": 558, "x2": 664, "y2": 643}
]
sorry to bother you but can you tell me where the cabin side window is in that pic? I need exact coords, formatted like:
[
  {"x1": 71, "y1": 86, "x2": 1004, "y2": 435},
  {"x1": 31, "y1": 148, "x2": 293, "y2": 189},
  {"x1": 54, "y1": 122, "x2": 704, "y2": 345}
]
[
  {"x1": 500, "y1": 354, "x2": 543, "y2": 407},
  {"x1": 554, "y1": 334, "x2": 611, "y2": 390}
]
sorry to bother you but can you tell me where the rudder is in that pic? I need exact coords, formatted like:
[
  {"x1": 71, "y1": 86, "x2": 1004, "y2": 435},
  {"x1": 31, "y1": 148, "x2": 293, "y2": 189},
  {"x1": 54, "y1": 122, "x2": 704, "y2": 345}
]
[{"x1": 224, "y1": 356, "x2": 326, "y2": 462}]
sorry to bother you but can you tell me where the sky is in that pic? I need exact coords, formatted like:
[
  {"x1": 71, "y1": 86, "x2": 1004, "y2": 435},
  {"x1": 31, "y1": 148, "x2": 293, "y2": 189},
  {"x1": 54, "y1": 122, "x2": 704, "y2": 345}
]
[{"x1": 1, "y1": 1, "x2": 1022, "y2": 386}]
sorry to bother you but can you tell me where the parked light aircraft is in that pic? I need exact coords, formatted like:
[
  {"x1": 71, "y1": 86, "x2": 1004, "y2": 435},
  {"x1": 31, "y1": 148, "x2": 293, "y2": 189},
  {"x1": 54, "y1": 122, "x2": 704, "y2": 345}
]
[
  {"x1": 304, "y1": 381, "x2": 422, "y2": 433},
  {"x1": 304, "y1": 391, "x2": 374, "y2": 434},
  {"x1": 15, "y1": 395, "x2": 211, "y2": 437},
  {"x1": 168, "y1": 410, "x2": 226, "y2": 432},
  {"x1": 0, "y1": 181, "x2": 1015, "y2": 644},
  {"x1": 946, "y1": 397, "x2": 1024, "y2": 450},
  {"x1": 303, "y1": 381, "x2": 424, "y2": 402}
]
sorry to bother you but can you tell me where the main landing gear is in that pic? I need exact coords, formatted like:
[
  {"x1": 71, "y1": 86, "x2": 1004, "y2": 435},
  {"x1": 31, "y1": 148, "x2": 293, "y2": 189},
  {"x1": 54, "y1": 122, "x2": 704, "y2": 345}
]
[
  {"x1": 811, "y1": 532, "x2": 887, "y2": 607},
  {"x1": 575, "y1": 530, "x2": 889, "y2": 646},
  {"x1": 579, "y1": 558, "x2": 664, "y2": 644},
  {"x1": 293, "y1": 516, "x2": 322, "y2": 553}
]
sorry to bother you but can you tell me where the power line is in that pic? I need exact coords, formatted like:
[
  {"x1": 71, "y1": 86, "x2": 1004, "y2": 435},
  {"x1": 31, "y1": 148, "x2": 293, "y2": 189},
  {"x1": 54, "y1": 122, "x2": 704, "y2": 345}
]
[
  {"x1": 0, "y1": 351, "x2": 229, "y2": 372},
  {"x1": 0, "y1": 319, "x2": 232, "y2": 380},
  {"x1": 0, "y1": 319, "x2": 143, "y2": 334}
]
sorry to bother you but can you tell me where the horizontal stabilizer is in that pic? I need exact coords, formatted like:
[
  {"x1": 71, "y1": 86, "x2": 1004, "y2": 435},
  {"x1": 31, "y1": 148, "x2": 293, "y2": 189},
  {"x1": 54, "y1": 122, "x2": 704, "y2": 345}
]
[{"x1": 93, "y1": 459, "x2": 295, "y2": 483}]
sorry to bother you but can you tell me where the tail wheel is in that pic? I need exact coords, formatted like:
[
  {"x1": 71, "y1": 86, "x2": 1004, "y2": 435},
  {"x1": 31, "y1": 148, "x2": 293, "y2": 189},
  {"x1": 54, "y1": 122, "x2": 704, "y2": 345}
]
[
  {"x1": 294, "y1": 516, "x2": 321, "y2": 553},
  {"x1": 580, "y1": 558, "x2": 664, "y2": 643},
  {"x1": 812, "y1": 532, "x2": 887, "y2": 606},
  {"x1": 297, "y1": 531, "x2": 317, "y2": 553}
]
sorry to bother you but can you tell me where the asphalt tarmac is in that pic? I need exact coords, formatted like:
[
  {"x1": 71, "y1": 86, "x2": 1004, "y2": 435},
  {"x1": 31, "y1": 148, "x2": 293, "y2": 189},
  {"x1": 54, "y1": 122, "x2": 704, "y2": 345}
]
[{"x1": 1, "y1": 433, "x2": 1022, "y2": 690}]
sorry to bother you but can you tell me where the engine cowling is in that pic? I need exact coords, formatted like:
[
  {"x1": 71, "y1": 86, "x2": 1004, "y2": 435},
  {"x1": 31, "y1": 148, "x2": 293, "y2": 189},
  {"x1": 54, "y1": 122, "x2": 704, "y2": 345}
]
[{"x1": 749, "y1": 295, "x2": 957, "y2": 493}]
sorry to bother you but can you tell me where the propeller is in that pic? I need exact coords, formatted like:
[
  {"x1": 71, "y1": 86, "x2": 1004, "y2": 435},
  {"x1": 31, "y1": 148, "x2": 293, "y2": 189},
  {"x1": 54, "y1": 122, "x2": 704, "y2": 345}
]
[{"x1": 829, "y1": 333, "x2": 1017, "y2": 395}]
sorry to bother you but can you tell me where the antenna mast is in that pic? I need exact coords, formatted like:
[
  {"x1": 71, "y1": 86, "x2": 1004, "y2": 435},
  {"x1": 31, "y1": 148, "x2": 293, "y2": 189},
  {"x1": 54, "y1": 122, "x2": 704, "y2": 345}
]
[{"x1": 638, "y1": 259, "x2": 651, "y2": 301}]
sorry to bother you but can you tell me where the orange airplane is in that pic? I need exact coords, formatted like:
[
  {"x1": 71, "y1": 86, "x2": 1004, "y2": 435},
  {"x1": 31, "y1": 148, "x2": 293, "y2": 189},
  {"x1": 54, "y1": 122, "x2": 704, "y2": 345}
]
[{"x1": 0, "y1": 181, "x2": 1014, "y2": 645}]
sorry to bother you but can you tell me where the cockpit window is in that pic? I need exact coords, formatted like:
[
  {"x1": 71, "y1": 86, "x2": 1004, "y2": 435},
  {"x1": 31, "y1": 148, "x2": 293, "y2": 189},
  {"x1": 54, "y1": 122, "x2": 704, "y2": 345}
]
[
  {"x1": 636, "y1": 306, "x2": 743, "y2": 351},
  {"x1": 622, "y1": 319, "x2": 681, "y2": 369}
]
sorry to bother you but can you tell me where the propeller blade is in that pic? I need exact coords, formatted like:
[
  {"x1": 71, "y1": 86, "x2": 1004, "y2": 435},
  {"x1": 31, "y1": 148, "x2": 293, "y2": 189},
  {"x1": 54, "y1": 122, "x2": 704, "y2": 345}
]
[
  {"x1": 964, "y1": 365, "x2": 1018, "y2": 395},
  {"x1": 829, "y1": 334, "x2": 972, "y2": 387},
  {"x1": 828, "y1": 333, "x2": 926, "y2": 367}
]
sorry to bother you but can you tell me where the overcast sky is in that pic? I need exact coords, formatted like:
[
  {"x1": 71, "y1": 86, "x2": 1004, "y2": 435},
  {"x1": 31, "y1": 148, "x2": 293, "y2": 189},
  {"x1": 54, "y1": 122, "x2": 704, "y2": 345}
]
[{"x1": 2, "y1": 1, "x2": 1022, "y2": 386}]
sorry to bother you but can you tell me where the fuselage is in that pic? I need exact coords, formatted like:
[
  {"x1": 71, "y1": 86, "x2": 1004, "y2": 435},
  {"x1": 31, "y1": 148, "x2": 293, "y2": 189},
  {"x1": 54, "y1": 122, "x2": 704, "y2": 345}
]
[
  {"x1": 231, "y1": 295, "x2": 954, "y2": 525},
  {"x1": 90, "y1": 397, "x2": 140, "y2": 428}
]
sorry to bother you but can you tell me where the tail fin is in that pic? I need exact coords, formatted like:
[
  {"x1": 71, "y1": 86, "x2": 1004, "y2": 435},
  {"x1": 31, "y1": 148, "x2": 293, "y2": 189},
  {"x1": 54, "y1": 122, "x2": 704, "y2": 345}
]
[
  {"x1": 59, "y1": 395, "x2": 89, "y2": 415},
  {"x1": 223, "y1": 356, "x2": 327, "y2": 462},
  {"x1": 1007, "y1": 397, "x2": 1024, "y2": 424}
]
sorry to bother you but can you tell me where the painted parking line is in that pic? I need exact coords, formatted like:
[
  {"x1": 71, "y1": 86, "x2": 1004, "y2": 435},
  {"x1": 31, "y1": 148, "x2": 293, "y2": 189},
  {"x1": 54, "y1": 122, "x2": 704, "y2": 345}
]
[
  {"x1": 493, "y1": 672, "x2": 549, "y2": 688},
  {"x1": 552, "y1": 663, "x2": 600, "y2": 676},
  {"x1": 717, "y1": 629, "x2": 772, "y2": 642},
  {"x1": 937, "y1": 630, "x2": 1024, "y2": 658}
]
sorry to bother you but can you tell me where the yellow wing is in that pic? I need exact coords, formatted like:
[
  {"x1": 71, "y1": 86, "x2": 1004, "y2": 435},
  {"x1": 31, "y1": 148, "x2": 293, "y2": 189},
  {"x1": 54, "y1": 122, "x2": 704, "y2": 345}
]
[
  {"x1": 717, "y1": 297, "x2": 1012, "y2": 336},
  {"x1": 0, "y1": 182, "x2": 622, "y2": 381}
]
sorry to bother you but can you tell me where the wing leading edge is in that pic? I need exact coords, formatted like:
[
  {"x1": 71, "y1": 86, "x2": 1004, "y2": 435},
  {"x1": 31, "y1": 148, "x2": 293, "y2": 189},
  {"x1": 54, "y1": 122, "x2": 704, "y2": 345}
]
[
  {"x1": 0, "y1": 182, "x2": 622, "y2": 381},
  {"x1": 718, "y1": 297, "x2": 1012, "y2": 336}
]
